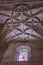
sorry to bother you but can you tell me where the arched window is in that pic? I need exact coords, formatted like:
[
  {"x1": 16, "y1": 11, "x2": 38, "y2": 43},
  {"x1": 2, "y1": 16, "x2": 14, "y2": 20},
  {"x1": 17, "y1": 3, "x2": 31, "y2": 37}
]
[
  {"x1": 16, "y1": 45, "x2": 31, "y2": 61},
  {"x1": 18, "y1": 49, "x2": 28, "y2": 61}
]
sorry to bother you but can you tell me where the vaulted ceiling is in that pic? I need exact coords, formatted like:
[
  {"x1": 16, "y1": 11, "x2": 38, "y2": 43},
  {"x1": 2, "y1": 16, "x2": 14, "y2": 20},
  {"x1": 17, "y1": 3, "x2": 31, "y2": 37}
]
[{"x1": 0, "y1": 0, "x2": 43, "y2": 43}]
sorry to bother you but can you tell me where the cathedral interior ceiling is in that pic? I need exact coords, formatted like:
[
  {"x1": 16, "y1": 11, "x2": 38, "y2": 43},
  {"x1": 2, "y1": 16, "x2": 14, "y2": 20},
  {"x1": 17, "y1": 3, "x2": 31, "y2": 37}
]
[{"x1": 0, "y1": 0, "x2": 43, "y2": 43}]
